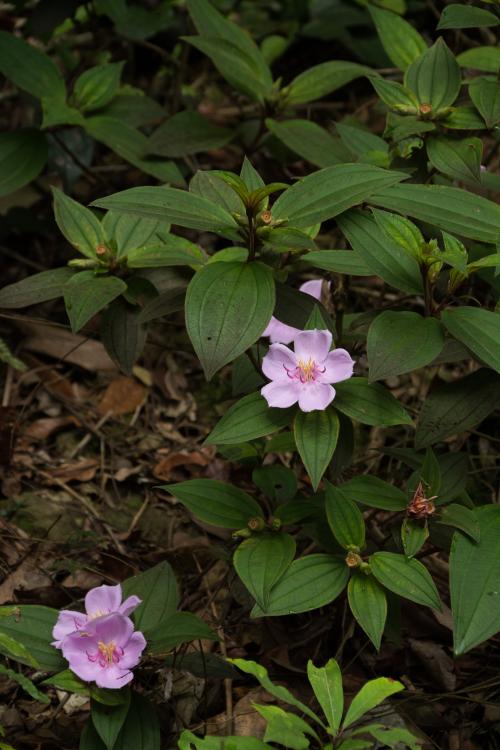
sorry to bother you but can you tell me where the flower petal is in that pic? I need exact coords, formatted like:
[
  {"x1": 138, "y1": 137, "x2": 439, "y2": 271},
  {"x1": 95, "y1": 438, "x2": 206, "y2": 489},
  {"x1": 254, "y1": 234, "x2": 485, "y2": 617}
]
[
  {"x1": 261, "y1": 380, "x2": 300, "y2": 408},
  {"x1": 85, "y1": 584, "x2": 122, "y2": 617},
  {"x1": 119, "y1": 631, "x2": 147, "y2": 669},
  {"x1": 262, "y1": 343, "x2": 297, "y2": 381},
  {"x1": 300, "y1": 279, "x2": 325, "y2": 299},
  {"x1": 91, "y1": 613, "x2": 134, "y2": 647},
  {"x1": 119, "y1": 595, "x2": 141, "y2": 617},
  {"x1": 94, "y1": 665, "x2": 134, "y2": 689},
  {"x1": 298, "y1": 383, "x2": 335, "y2": 412},
  {"x1": 319, "y1": 348, "x2": 355, "y2": 384},
  {"x1": 52, "y1": 610, "x2": 88, "y2": 647},
  {"x1": 262, "y1": 316, "x2": 300, "y2": 344},
  {"x1": 294, "y1": 329, "x2": 332, "y2": 364}
]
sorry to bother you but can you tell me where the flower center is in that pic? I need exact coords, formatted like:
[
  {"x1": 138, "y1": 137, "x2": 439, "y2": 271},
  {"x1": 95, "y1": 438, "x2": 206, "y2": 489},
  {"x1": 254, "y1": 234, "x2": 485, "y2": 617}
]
[
  {"x1": 285, "y1": 358, "x2": 325, "y2": 384},
  {"x1": 87, "y1": 640, "x2": 124, "y2": 668},
  {"x1": 89, "y1": 609, "x2": 108, "y2": 620}
]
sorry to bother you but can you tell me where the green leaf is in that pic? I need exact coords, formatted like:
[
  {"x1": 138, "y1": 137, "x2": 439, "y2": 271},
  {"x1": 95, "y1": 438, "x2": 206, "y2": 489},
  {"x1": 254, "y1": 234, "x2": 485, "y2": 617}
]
[
  {"x1": 146, "y1": 611, "x2": 217, "y2": 653},
  {"x1": 190, "y1": 171, "x2": 244, "y2": 214},
  {"x1": 252, "y1": 465, "x2": 297, "y2": 503},
  {"x1": 186, "y1": 0, "x2": 272, "y2": 102},
  {"x1": 325, "y1": 482, "x2": 365, "y2": 549},
  {"x1": 336, "y1": 123, "x2": 389, "y2": 162},
  {"x1": 437, "y1": 503, "x2": 480, "y2": 543},
  {"x1": 305, "y1": 250, "x2": 372, "y2": 276},
  {"x1": 262, "y1": 227, "x2": 318, "y2": 253},
  {"x1": 234, "y1": 533, "x2": 296, "y2": 610},
  {"x1": 179, "y1": 731, "x2": 269, "y2": 750},
  {"x1": 441, "y1": 231, "x2": 468, "y2": 273},
  {"x1": 0, "y1": 30, "x2": 65, "y2": 99},
  {"x1": 451, "y1": 505, "x2": 500, "y2": 655},
  {"x1": 98, "y1": 92, "x2": 164, "y2": 127},
  {"x1": 368, "y1": 5, "x2": 427, "y2": 71},
  {"x1": 113, "y1": 693, "x2": 160, "y2": 750},
  {"x1": 100, "y1": 299, "x2": 146, "y2": 375},
  {"x1": 64, "y1": 273, "x2": 127, "y2": 332},
  {"x1": 161, "y1": 479, "x2": 263, "y2": 529},
  {"x1": 342, "y1": 677, "x2": 404, "y2": 730},
  {"x1": 340, "y1": 476, "x2": 407, "y2": 511},
  {"x1": 185, "y1": 261, "x2": 274, "y2": 380},
  {"x1": 358, "y1": 725, "x2": 422, "y2": 750},
  {"x1": 442, "y1": 105, "x2": 487, "y2": 130},
  {"x1": 334, "y1": 378, "x2": 413, "y2": 426},
  {"x1": 91, "y1": 692, "x2": 131, "y2": 750},
  {"x1": 337, "y1": 210, "x2": 423, "y2": 294},
  {"x1": 92, "y1": 186, "x2": 237, "y2": 233},
  {"x1": 368, "y1": 312, "x2": 444, "y2": 381},
  {"x1": 286, "y1": 61, "x2": 370, "y2": 105},
  {"x1": 294, "y1": 409, "x2": 339, "y2": 491},
  {"x1": 229, "y1": 658, "x2": 324, "y2": 728},
  {"x1": 206, "y1": 392, "x2": 295, "y2": 445},
  {"x1": 266, "y1": 119, "x2": 349, "y2": 168},
  {"x1": 0, "y1": 129, "x2": 47, "y2": 198},
  {"x1": 255, "y1": 704, "x2": 315, "y2": 750},
  {"x1": 405, "y1": 38, "x2": 461, "y2": 111},
  {"x1": 274, "y1": 282, "x2": 330, "y2": 329},
  {"x1": 73, "y1": 62, "x2": 124, "y2": 113},
  {"x1": 457, "y1": 47, "x2": 500, "y2": 73},
  {"x1": 0, "y1": 605, "x2": 65, "y2": 671},
  {"x1": 41, "y1": 97, "x2": 86, "y2": 128},
  {"x1": 43, "y1": 669, "x2": 89, "y2": 695},
  {"x1": 401, "y1": 518, "x2": 428, "y2": 558},
  {"x1": 307, "y1": 659, "x2": 343, "y2": 734},
  {"x1": 426, "y1": 136, "x2": 482, "y2": 184},
  {"x1": 415, "y1": 369, "x2": 500, "y2": 448},
  {"x1": 84, "y1": 116, "x2": 184, "y2": 184},
  {"x1": 81, "y1": 719, "x2": 106, "y2": 750},
  {"x1": 368, "y1": 183, "x2": 500, "y2": 243},
  {"x1": 0, "y1": 268, "x2": 74, "y2": 309},
  {"x1": 371, "y1": 208, "x2": 424, "y2": 260},
  {"x1": 272, "y1": 165, "x2": 406, "y2": 228},
  {"x1": 421, "y1": 446, "x2": 442, "y2": 496},
  {"x1": 348, "y1": 574, "x2": 387, "y2": 650},
  {"x1": 122, "y1": 561, "x2": 179, "y2": 635},
  {"x1": 103, "y1": 214, "x2": 171, "y2": 258},
  {"x1": 370, "y1": 552, "x2": 442, "y2": 610},
  {"x1": 126, "y1": 238, "x2": 204, "y2": 268},
  {"x1": 441, "y1": 307, "x2": 500, "y2": 373},
  {"x1": 369, "y1": 77, "x2": 418, "y2": 113},
  {"x1": 437, "y1": 4, "x2": 499, "y2": 30},
  {"x1": 253, "y1": 555, "x2": 349, "y2": 617},
  {"x1": 0, "y1": 664, "x2": 50, "y2": 703},
  {"x1": 148, "y1": 110, "x2": 232, "y2": 157},
  {"x1": 240, "y1": 157, "x2": 264, "y2": 191},
  {"x1": 0, "y1": 633, "x2": 39, "y2": 668},
  {"x1": 53, "y1": 187, "x2": 106, "y2": 259}
]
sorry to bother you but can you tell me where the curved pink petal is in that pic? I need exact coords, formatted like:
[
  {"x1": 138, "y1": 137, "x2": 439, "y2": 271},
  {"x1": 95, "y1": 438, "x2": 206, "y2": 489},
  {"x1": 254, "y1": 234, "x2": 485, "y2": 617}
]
[
  {"x1": 94, "y1": 665, "x2": 134, "y2": 689},
  {"x1": 294, "y1": 329, "x2": 332, "y2": 364},
  {"x1": 262, "y1": 343, "x2": 297, "y2": 381},
  {"x1": 119, "y1": 595, "x2": 141, "y2": 617},
  {"x1": 300, "y1": 279, "x2": 325, "y2": 299},
  {"x1": 119, "y1": 631, "x2": 147, "y2": 669},
  {"x1": 319, "y1": 348, "x2": 355, "y2": 384},
  {"x1": 91, "y1": 613, "x2": 134, "y2": 648},
  {"x1": 52, "y1": 610, "x2": 88, "y2": 647},
  {"x1": 298, "y1": 383, "x2": 335, "y2": 412},
  {"x1": 262, "y1": 316, "x2": 300, "y2": 344},
  {"x1": 261, "y1": 380, "x2": 300, "y2": 408},
  {"x1": 85, "y1": 584, "x2": 122, "y2": 618},
  {"x1": 61, "y1": 631, "x2": 96, "y2": 663},
  {"x1": 67, "y1": 658, "x2": 101, "y2": 684}
]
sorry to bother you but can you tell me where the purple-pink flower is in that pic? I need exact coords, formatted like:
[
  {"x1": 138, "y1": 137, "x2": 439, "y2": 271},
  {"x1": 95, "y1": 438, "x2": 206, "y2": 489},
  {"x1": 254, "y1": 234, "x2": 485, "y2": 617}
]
[
  {"x1": 261, "y1": 329, "x2": 354, "y2": 412},
  {"x1": 61, "y1": 612, "x2": 146, "y2": 689},
  {"x1": 263, "y1": 279, "x2": 330, "y2": 344},
  {"x1": 52, "y1": 584, "x2": 141, "y2": 648}
]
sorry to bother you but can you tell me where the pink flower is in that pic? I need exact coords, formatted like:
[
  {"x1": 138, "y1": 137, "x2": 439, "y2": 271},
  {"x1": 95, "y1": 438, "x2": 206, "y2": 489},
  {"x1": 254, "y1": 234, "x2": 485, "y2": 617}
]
[
  {"x1": 61, "y1": 612, "x2": 146, "y2": 689},
  {"x1": 263, "y1": 279, "x2": 330, "y2": 344},
  {"x1": 52, "y1": 584, "x2": 141, "y2": 648},
  {"x1": 261, "y1": 329, "x2": 354, "y2": 412}
]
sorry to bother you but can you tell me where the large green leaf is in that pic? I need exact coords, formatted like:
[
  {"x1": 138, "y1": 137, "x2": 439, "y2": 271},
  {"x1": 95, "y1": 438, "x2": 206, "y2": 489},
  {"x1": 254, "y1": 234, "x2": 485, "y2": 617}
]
[
  {"x1": 103, "y1": 214, "x2": 171, "y2": 258},
  {"x1": 368, "y1": 5, "x2": 427, "y2": 71},
  {"x1": 0, "y1": 605, "x2": 65, "y2": 671},
  {"x1": 148, "y1": 110, "x2": 232, "y2": 157},
  {"x1": 0, "y1": 129, "x2": 48, "y2": 198},
  {"x1": 307, "y1": 659, "x2": 343, "y2": 734},
  {"x1": 426, "y1": 136, "x2": 482, "y2": 184},
  {"x1": 92, "y1": 186, "x2": 237, "y2": 233},
  {"x1": 286, "y1": 61, "x2": 370, "y2": 105},
  {"x1": 91, "y1": 693, "x2": 131, "y2": 750},
  {"x1": 337, "y1": 210, "x2": 423, "y2": 294},
  {"x1": 469, "y1": 78, "x2": 500, "y2": 129},
  {"x1": 64, "y1": 272, "x2": 127, "y2": 332},
  {"x1": 457, "y1": 47, "x2": 500, "y2": 73},
  {"x1": 126, "y1": 238, "x2": 204, "y2": 268},
  {"x1": 0, "y1": 664, "x2": 50, "y2": 704},
  {"x1": 437, "y1": 4, "x2": 499, "y2": 30},
  {"x1": 340, "y1": 476, "x2": 407, "y2": 511},
  {"x1": 0, "y1": 30, "x2": 65, "y2": 99},
  {"x1": 325, "y1": 482, "x2": 365, "y2": 550},
  {"x1": 206, "y1": 392, "x2": 295, "y2": 445},
  {"x1": 348, "y1": 574, "x2": 387, "y2": 650},
  {"x1": 146, "y1": 612, "x2": 217, "y2": 653},
  {"x1": 441, "y1": 307, "x2": 500, "y2": 374},
  {"x1": 266, "y1": 118, "x2": 349, "y2": 167},
  {"x1": 73, "y1": 62, "x2": 124, "y2": 113},
  {"x1": 370, "y1": 552, "x2": 442, "y2": 610},
  {"x1": 100, "y1": 299, "x2": 146, "y2": 375},
  {"x1": 113, "y1": 693, "x2": 160, "y2": 750},
  {"x1": 252, "y1": 555, "x2": 349, "y2": 617},
  {"x1": 334, "y1": 378, "x2": 413, "y2": 426},
  {"x1": 367, "y1": 311, "x2": 444, "y2": 381},
  {"x1": 185, "y1": 261, "x2": 274, "y2": 380},
  {"x1": 234, "y1": 533, "x2": 296, "y2": 610},
  {"x1": 305, "y1": 250, "x2": 372, "y2": 276},
  {"x1": 415, "y1": 369, "x2": 500, "y2": 449},
  {"x1": 405, "y1": 38, "x2": 461, "y2": 111},
  {"x1": 450, "y1": 505, "x2": 500, "y2": 655},
  {"x1": 294, "y1": 409, "x2": 339, "y2": 490},
  {"x1": 271, "y1": 165, "x2": 406, "y2": 228},
  {"x1": 122, "y1": 561, "x2": 179, "y2": 635},
  {"x1": 0, "y1": 268, "x2": 74, "y2": 309},
  {"x1": 161, "y1": 479, "x2": 263, "y2": 529},
  {"x1": 342, "y1": 677, "x2": 404, "y2": 730},
  {"x1": 53, "y1": 187, "x2": 106, "y2": 259},
  {"x1": 368, "y1": 183, "x2": 500, "y2": 243}
]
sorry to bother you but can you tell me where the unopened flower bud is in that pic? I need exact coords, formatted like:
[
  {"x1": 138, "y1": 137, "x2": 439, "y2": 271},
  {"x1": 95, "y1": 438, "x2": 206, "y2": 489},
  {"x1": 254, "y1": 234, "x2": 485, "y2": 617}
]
[
  {"x1": 345, "y1": 551, "x2": 362, "y2": 568},
  {"x1": 419, "y1": 103, "x2": 432, "y2": 117},
  {"x1": 260, "y1": 210, "x2": 272, "y2": 225},
  {"x1": 248, "y1": 516, "x2": 265, "y2": 532},
  {"x1": 270, "y1": 517, "x2": 282, "y2": 531},
  {"x1": 96, "y1": 244, "x2": 108, "y2": 256}
]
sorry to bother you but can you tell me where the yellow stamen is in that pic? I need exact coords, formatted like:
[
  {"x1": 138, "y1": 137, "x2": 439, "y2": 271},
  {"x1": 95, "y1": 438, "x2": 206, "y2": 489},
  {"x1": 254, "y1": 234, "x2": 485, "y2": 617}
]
[
  {"x1": 98, "y1": 640, "x2": 116, "y2": 664},
  {"x1": 297, "y1": 359, "x2": 316, "y2": 382}
]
